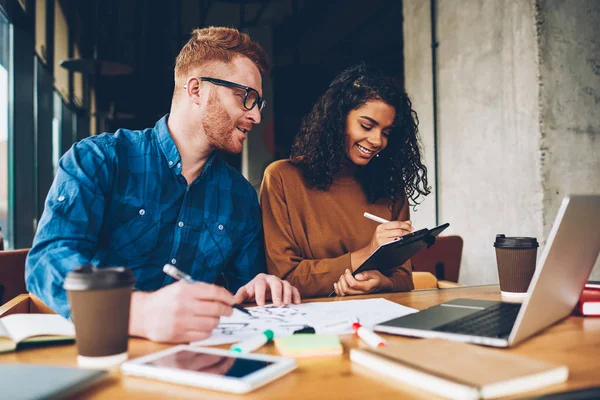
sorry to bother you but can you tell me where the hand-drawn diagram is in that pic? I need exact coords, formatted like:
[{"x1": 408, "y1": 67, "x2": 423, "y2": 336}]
[
  {"x1": 213, "y1": 323, "x2": 252, "y2": 336},
  {"x1": 191, "y1": 299, "x2": 417, "y2": 347},
  {"x1": 191, "y1": 304, "x2": 312, "y2": 346}
]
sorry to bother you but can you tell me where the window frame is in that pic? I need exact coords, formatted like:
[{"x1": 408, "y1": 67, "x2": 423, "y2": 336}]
[{"x1": 0, "y1": 8, "x2": 14, "y2": 249}]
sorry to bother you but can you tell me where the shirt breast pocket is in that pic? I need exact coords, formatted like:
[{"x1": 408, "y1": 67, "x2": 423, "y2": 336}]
[
  {"x1": 192, "y1": 219, "x2": 234, "y2": 272},
  {"x1": 110, "y1": 203, "x2": 161, "y2": 260}
]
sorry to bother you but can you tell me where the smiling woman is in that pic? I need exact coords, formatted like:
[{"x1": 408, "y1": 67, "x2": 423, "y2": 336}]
[
  {"x1": 344, "y1": 101, "x2": 396, "y2": 167},
  {"x1": 260, "y1": 63, "x2": 431, "y2": 299}
]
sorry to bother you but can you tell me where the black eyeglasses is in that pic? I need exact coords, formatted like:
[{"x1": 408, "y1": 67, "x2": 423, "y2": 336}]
[{"x1": 199, "y1": 77, "x2": 265, "y2": 112}]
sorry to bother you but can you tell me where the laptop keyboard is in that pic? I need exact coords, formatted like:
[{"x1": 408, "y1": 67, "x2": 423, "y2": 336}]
[{"x1": 433, "y1": 302, "x2": 521, "y2": 338}]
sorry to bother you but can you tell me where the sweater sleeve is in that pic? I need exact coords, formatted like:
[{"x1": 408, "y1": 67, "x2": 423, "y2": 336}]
[
  {"x1": 385, "y1": 197, "x2": 414, "y2": 292},
  {"x1": 260, "y1": 170, "x2": 350, "y2": 298}
]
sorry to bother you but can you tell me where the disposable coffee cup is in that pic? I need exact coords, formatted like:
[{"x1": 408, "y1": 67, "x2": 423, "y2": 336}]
[
  {"x1": 494, "y1": 235, "x2": 539, "y2": 301},
  {"x1": 64, "y1": 265, "x2": 135, "y2": 368}
]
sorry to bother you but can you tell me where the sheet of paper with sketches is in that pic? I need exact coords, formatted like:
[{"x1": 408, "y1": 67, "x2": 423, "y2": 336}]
[
  {"x1": 191, "y1": 305, "x2": 312, "y2": 346},
  {"x1": 191, "y1": 298, "x2": 417, "y2": 346},
  {"x1": 298, "y1": 298, "x2": 418, "y2": 334}
]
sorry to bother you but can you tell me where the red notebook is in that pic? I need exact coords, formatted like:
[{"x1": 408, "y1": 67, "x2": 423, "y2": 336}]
[{"x1": 574, "y1": 287, "x2": 600, "y2": 316}]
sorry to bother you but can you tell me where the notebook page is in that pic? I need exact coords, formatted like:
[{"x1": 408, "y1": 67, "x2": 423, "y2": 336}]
[
  {"x1": 1, "y1": 314, "x2": 75, "y2": 343},
  {"x1": 0, "y1": 321, "x2": 10, "y2": 339}
]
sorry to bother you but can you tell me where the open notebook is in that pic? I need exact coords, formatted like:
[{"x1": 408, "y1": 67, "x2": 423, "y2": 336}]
[{"x1": 0, "y1": 314, "x2": 75, "y2": 353}]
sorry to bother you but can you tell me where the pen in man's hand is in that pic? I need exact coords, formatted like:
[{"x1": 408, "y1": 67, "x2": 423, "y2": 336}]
[
  {"x1": 163, "y1": 263, "x2": 195, "y2": 283},
  {"x1": 162, "y1": 264, "x2": 251, "y2": 316}
]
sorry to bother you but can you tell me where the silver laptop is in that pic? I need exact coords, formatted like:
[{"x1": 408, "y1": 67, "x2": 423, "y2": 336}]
[{"x1": 375, "y1": 195, "x2": 600, "y2": 347}]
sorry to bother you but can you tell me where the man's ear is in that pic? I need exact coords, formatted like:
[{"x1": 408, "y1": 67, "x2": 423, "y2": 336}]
[{"x1": 183, "y1": 77, "x2": 203, "y2": 105}]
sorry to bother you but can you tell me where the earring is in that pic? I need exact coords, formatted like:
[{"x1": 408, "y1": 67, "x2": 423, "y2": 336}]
[
  {"x1": 376, "y1": 154, "x2": 380, "y2": 158},
  {"x1": 183, "y1": 84, "x2": 187, "y2": 89}
]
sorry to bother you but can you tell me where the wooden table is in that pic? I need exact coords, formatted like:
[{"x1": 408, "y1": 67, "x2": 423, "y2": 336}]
[{"x1": 2, "y1": 285, "x2": 599, "y2": 399}]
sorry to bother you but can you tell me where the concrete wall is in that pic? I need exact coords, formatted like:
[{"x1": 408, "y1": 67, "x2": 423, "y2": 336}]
[
  {"x1": 537, "y1": 0, "x2": 600, "y2": 279},
  {"x1": 405, "y1": 0, "x2": 543, "y2": 285},
  {"x1": 402, "y1": 1, "x2": 437, "y2": 231},
  {"x1": 404, "y1": 0, "x2": 599, "y2": 285}
]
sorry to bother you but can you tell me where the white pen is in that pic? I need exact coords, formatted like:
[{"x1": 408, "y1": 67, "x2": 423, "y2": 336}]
[
  {"x1": 163, "y1": 264, "x2": 251, "y2": 316},
  {"x1": 163, "y1": 263, "x2": 195, "y2": 283},
  {"x1": 364, "y1": 212, "x2": 418, "y2": 233},
  {"x1": 352, "y1": 318, "x2": 387, "y2": 348},
  {"x1": 363, "y1": 212, "x2": 390, "y2": 224}
]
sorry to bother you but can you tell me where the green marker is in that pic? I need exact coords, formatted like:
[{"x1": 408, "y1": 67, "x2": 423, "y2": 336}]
[{"x1": 230, "y1": 329, "x2": 274, "y2": 353}]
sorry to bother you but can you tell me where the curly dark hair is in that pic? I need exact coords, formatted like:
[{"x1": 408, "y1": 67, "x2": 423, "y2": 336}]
[{"x1": 290, "y1": 63, "x2": 430, "y2": 209}]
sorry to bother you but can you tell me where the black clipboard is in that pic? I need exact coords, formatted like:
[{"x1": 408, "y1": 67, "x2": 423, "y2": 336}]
[{"x1": 328, "y1": 223, "x2": 450, "y2": 297}]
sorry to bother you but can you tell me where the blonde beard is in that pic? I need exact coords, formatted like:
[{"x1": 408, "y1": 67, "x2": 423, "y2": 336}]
[{"x1": 201, "y1": 91, "x2": 242, "y2": 154}]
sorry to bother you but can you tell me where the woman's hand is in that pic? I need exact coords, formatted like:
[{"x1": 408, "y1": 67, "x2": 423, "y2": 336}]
[
  {"x1": 350, "y1": 220, "x2": 414, "y2": 271},
  {"x1": 367, "y1": 220, "x2": 413, "y2": 254},
  {"x1": 333, "y1": 269, "x2": 393, "y2": 296}
]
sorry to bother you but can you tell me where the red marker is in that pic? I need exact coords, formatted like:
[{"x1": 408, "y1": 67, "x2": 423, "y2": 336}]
[{"x1": 352, "y1": 319, "x2": 387, "y2": 348}]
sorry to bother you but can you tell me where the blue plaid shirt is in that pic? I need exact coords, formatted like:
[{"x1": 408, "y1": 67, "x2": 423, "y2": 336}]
[{"x1": 26, "y1": 115, "x2": 265, "y2": 318}]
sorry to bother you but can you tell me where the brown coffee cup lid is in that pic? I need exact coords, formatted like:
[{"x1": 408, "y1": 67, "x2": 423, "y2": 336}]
[
  {"x1": 63, "y1": 265, "x2": 135, "y2": 291},
  {"x1": 494, "y1": 234, "x2": 539, "y2": 249}
]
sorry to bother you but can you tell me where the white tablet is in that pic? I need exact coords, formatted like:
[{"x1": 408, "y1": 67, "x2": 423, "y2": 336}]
[{"x1": 121, "y1": 345, "x2": 297, "y2": 394}]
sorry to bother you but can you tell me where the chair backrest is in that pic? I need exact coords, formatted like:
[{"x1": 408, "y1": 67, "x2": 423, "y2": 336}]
[
  {"x1": 412, "y1": 271, "x2": 439, "y2": 290},
  {"x1": 411, "y1": 236, "x2": 463, "y2": 282},
  {"x1": 0, "y1": 249, "x2": 29, "y2": 305}
]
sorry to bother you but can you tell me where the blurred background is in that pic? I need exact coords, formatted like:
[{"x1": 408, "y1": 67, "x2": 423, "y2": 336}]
[{"x1": 0, "y1": 0, "x2": 598, "y2": 286}]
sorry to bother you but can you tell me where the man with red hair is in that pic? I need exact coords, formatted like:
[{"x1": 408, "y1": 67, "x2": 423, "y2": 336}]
[{"x1": 26, "y1": 27, "x2": 300, "y2": 343}]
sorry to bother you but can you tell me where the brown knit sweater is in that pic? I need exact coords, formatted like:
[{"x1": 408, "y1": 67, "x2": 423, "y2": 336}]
[{"x1": 260, "y1": 160, "x2": 414, "y2": 298}]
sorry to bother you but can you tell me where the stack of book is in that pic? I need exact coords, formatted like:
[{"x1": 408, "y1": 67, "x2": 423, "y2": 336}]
[
  {"x1": 574, "y1": 281, "x2": 600, "y2": 316},
  {"x1": 350, "y1": 339, "x2": 568, "y2": 400}
]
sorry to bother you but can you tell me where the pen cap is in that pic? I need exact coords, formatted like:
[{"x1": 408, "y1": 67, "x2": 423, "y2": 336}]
[{"x1": 264, "y1": 329, "x2": 275, "y2": 341}]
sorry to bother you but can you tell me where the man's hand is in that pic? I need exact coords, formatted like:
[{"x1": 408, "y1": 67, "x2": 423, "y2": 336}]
[
  {"x1": 129, "y1": 281, "x2": 235, "y2": 343},
  {"x1": 234, "y1": 273, "x2": 301, "y2": 306},
  {"x1": 333, "y1": 269, "x2": 393, "y2": 296}
]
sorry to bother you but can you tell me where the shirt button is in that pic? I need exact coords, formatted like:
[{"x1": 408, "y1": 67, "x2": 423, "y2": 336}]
[
  {"x1": 57, "y1": 195, "x2": 65, "y2": 202},
  {"x1": 169, "y1": 161, "x2": 174, "y2": 166},
  {"x1": 177, "y1": 162, "x2": 181, "y2": 168},
  {"x1": 171, "y1": 258, "x2": 177, "y2": 265},
  {"x1": 139, "y1": 209, "x2": 145, "y2": 216},
  {"x1": 218, "y1": 224, "x2": 224, "y2": 231},
  {"x1": 178, "y1": 221, "x2": 184, "y2": 228}
]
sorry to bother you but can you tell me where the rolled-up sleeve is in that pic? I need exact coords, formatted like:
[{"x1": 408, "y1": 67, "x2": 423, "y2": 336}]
[{"x1": 26, "y1": 138, "x2": 114, "y2": 318}]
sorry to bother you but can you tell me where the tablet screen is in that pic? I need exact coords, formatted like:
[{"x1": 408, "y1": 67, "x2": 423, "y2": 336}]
[{"x1": 147, "y1": 350, "x2": 274, "y2": 378}]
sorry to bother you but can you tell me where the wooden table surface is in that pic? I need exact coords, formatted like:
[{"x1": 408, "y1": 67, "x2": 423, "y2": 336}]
[{"x1": 2, "y1": 285, "x2": 599, "y2": 399}]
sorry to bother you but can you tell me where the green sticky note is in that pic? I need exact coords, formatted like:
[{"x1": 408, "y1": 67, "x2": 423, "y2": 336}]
[{"x1": 275, "y1": 334, "x2": 342, "y2": 358}]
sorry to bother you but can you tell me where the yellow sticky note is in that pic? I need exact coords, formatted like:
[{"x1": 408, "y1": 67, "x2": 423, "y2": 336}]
[{"x1": 274, "y1": 334, "x2": 343, "y2": 358}]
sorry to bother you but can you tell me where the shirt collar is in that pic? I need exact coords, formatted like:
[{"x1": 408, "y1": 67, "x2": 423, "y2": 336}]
[
  {"x1": 155, "y1": 114, "x2": 181, "y2": 169},
  {"x1": 154, "y1": 114, "x2": 218, "y2": 175}
]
